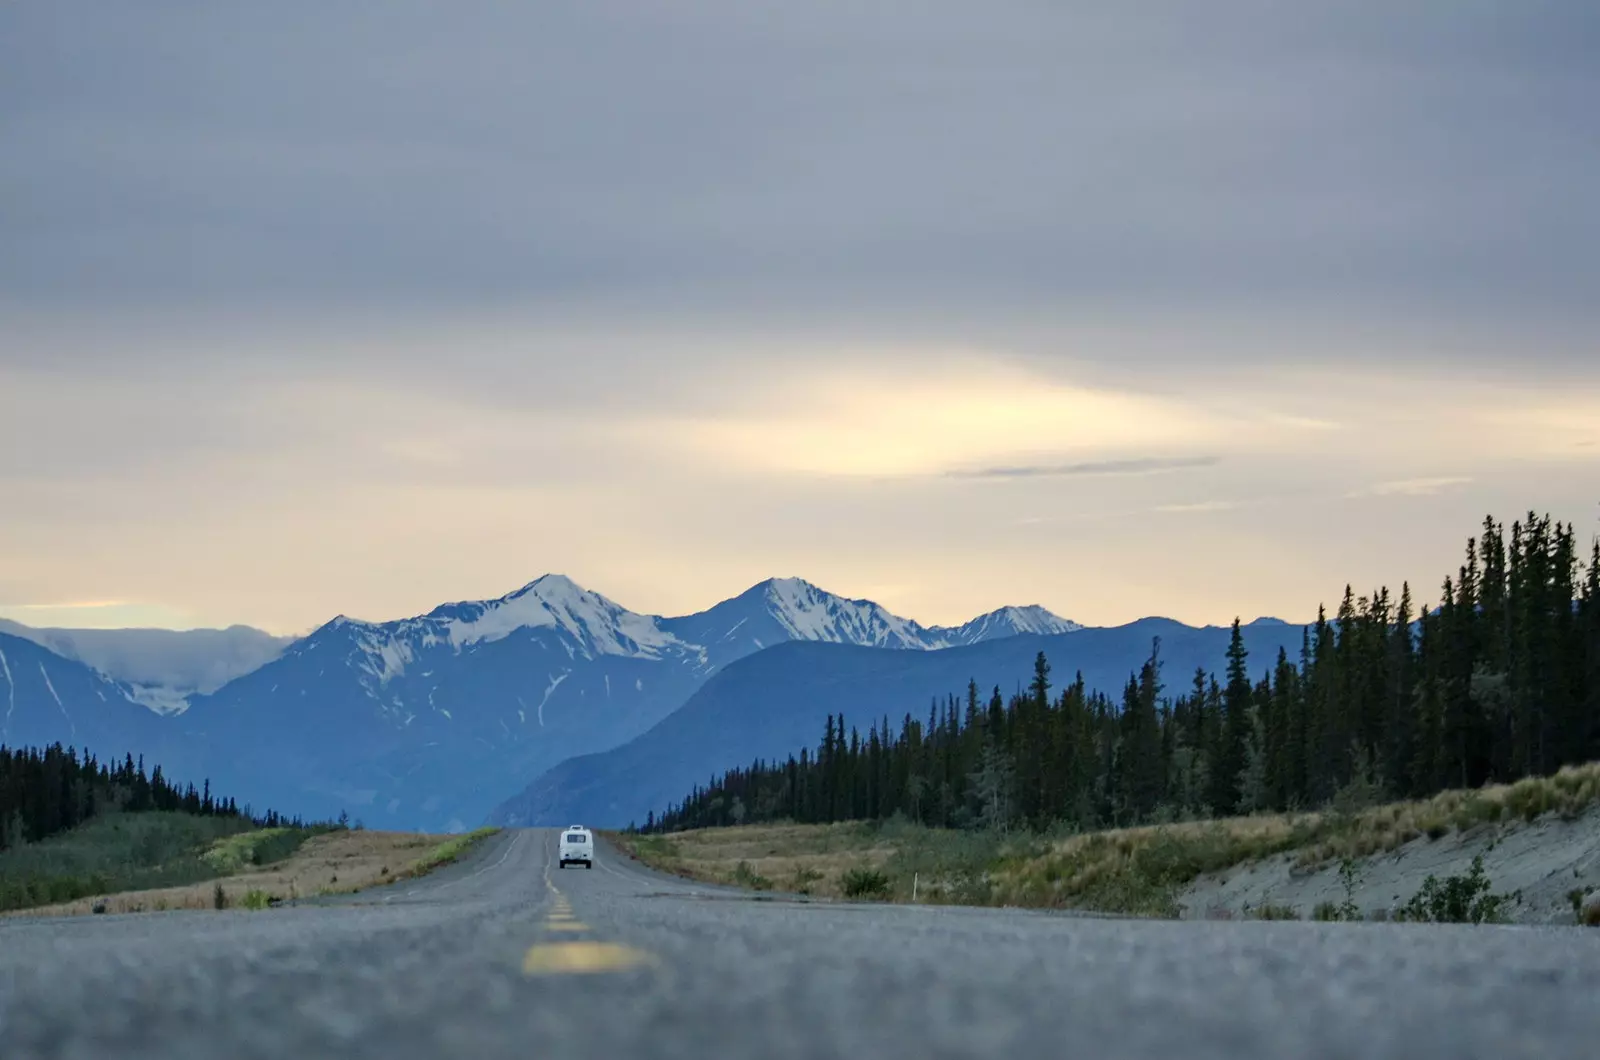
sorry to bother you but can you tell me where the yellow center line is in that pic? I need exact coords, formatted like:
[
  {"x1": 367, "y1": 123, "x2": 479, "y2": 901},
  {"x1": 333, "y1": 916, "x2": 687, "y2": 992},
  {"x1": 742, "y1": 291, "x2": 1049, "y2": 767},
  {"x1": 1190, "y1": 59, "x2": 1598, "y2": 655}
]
[
  {"x1": 544, "y1": 921, "x2": 591, "y2": 932},
  {"x1": 522, "y1": 942, "x2": 658, "y2": 976}
]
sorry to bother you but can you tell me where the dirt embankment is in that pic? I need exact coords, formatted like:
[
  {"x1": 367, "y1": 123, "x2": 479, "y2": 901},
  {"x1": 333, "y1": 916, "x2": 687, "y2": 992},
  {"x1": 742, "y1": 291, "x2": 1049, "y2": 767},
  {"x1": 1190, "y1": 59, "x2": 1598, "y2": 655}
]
[{"x1": 1181, "y1": 804, "x2": 1600, "y2": 924}]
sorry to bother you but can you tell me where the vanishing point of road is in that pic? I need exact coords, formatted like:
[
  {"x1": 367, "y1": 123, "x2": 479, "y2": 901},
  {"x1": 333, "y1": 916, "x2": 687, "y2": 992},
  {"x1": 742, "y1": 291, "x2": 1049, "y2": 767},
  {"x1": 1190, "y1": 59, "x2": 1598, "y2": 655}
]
[{"x1": 2, "y1": 830, "x2": 1597, "y2": 1059}]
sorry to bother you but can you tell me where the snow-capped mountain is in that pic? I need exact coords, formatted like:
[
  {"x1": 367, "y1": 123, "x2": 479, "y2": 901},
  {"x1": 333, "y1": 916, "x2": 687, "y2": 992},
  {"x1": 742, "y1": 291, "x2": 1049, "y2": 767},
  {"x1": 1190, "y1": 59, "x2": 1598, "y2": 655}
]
[
  {"x1": 934, "y1": 605, "x2": 1084, "y2": 645},
  {"x1": 172, "y1": 574, "x2": 1081, "y2": 830},
  {"x1": 662, "y1": 577, "x2": 1079, "y2": 659},
  {"x1": 0, "y1": 629, "x2": 185, "y2": 766},
  {"x1": 664, "y1": 577, "x2": 936, "y2": 660},
  {"x1": 10, "y1": 573, "x2": 1081, "y2": 832},
  {"x1": 490, "y1": 618, "x2": 1311, "y2": 830}
]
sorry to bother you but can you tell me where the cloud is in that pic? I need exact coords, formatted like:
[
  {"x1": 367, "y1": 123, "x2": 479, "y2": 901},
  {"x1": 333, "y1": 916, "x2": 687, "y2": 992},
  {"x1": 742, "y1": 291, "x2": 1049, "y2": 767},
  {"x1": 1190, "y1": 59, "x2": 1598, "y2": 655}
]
[
  {"x1": 1152, "y1": 498, "x2": 1239, "y2": 513},
  {"x1": 0, "y1": 601, "x2": 199, "y2": 631},
  {"x1": 2, "y1": 1, "x2": 1597, "y2": 360},
  {"x1": 1358, "y1": 477, "x2": 1474, "y2": 498},
  {"x1": 6, "y1": 600, "x2": 129, "y2": 611},
  {"x1": 947, "y1": 456, "x2": 1220, "y2": 480},
  {"x1": 1, "y1": 3, "x2": 1598, "y2": 634}
]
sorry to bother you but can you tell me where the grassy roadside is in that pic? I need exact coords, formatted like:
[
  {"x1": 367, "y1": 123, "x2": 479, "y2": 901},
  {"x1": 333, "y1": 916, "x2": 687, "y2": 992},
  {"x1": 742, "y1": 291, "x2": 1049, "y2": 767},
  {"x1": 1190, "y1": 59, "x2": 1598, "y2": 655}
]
[
  {"x1": 3, "y1": 824, "x2": 502, "y2": 918},
  {"x1": 0, "y1": 813, "x2": 330, "y2": 913},
  {"x1": 392, "y1": 827, "x2": 500, "y2": 882},
  {"x1": 610, "y1": 760, "x2": 1600, "y2": 920}
]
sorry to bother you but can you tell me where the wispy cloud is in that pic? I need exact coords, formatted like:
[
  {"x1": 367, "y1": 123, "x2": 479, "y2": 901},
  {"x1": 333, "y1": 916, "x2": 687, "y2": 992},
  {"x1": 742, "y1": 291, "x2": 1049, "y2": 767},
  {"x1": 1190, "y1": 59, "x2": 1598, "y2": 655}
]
[
  {"x1": 1356, "y1": 476, "x2": 1474, "y2": 498},
  {"x1": 1153, "y1": 499, "x2": 1239, "y2": 513},
  {"x1": 9, "y1": 600, "x2": 128, "y2": 610},
  {"x1": 947, "y1": 456, "x2": 1220, "y2": 480}
]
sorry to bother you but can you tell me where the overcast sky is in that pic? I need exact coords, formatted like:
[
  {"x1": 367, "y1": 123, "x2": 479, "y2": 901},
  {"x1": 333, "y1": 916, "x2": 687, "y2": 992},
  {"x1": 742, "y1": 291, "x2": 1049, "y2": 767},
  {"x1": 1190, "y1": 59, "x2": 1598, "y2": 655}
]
[{"x1": 3, "y1": 1, "x2": 1597, "y2": 635}]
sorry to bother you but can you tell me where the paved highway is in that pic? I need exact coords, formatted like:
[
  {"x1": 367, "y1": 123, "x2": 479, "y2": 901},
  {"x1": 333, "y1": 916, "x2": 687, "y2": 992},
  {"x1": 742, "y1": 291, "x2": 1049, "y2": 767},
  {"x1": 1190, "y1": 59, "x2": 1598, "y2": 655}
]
[{"x1": 2, "y1": 829, "x2": 1598, "y2": 1058}]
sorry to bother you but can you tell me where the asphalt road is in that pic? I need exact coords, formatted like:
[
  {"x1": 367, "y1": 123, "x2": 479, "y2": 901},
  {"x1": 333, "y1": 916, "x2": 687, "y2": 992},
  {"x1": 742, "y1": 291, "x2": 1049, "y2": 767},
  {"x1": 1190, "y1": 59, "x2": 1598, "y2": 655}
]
[{"x1": 2, "y1": 829, "x2": 1598, "y2": 1059}]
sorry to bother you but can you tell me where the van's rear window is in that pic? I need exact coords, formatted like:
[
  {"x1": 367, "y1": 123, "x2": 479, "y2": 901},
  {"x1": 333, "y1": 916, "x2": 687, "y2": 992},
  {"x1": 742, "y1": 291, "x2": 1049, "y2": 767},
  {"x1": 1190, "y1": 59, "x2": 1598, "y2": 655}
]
[{"x1": 565, "y1": 833, "x2": 587, "y2": 843}]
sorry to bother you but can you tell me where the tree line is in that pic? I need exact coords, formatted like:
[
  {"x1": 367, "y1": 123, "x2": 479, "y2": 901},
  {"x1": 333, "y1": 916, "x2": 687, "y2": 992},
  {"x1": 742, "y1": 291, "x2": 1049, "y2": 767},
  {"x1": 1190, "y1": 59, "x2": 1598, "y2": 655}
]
[
  {"x1": 642, "y1": 511, "x2": 1600, "y2": 834},
  {"x1": 1, "y1": 744, "x2": 306, "y2": 853}
]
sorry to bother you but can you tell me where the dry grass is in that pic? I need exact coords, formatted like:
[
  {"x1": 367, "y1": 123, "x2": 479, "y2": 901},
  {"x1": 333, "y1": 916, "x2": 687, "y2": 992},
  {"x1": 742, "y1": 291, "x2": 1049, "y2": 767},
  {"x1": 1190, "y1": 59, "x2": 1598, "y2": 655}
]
[
  {"x1": 608, "y1": 822, "x2": 900, "y2": 900},
  {"x1": 1295, "y1": 761, "x2": 1600, "y2": 868},
  {"x1": 10, "y1": 830, "x2": 442, "y2": 918},
  {"x1": 989, "y1": 814, "x2": 1326, "y2": 916},
  {"x1": 613, "y1": 760, "x2": 1600, "y2": 918}
]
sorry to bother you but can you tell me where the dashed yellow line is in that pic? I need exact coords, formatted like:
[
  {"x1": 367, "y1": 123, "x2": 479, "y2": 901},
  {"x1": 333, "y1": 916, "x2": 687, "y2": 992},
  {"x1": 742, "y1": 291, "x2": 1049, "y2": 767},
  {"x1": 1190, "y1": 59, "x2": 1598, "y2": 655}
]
[
  {"x1": 524, "y1": 830, "x2": 658, "y2": 975},
  {"x1": 522, "y1": 942, "x2": 658, "y2": 975}
]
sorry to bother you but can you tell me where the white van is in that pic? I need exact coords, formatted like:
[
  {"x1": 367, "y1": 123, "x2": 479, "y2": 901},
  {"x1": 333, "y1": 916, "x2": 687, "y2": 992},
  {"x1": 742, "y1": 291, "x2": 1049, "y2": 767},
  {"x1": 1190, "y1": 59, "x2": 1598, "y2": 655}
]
[{"x1": 558, "y1": 825, "x2": 593, "y2": 869}]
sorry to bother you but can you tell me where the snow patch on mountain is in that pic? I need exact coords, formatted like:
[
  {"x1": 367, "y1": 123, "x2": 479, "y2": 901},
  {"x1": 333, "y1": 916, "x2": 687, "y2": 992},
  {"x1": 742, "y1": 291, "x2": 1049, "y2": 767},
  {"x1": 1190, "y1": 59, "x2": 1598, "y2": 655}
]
[
  {"x1": 38, "y1": 660, "x2": 74, "y2": 737},
  {"x1": 348, "y1": 621, "x2": 417, "y2": 686},
  {"x1": 760, "y1": 577, "x2": 936, "y2": 648},
  {"x1": 441, "y1": 575, "x2": 684, "y2": 659},
  {"x1": 125, "y1": 684, "x2": 193, "y2": 716},
  {"x1": 0, "y1": 646, "x2": 14, "y2": 737},
  {"x1": 938, "y1": 605, "x2": 1084, "y2": 644},
  {"x1": 537, "y1": 672, "x2": 568, "y2": 727}
]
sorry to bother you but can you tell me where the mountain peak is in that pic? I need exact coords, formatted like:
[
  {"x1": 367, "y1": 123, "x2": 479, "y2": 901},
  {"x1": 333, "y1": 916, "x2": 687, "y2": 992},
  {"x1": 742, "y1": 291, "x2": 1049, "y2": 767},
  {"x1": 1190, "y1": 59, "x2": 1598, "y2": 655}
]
[
  {"x1": 935, "y1": 605, "x2": 1082, "y2": 644},
  {"x1": 506, "y1": 573, "x2": 588, "y2": 601}
]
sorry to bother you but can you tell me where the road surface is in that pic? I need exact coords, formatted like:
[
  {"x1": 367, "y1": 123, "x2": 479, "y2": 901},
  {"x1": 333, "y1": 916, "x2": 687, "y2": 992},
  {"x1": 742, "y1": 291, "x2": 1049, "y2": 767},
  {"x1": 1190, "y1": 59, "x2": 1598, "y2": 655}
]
[{"x1": 2, "y1": 829, "x2": 1598, "y2": 1058}]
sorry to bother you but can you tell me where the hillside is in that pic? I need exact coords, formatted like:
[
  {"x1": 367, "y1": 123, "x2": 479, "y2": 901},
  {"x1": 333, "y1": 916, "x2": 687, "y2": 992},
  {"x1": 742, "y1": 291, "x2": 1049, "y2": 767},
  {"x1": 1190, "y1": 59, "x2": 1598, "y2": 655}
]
[
  {"x1": 608, "y1": 762, "x2": 1600, "y2": 926},
  {"x1": 0, "y1": 631, "x2": 187, "y2": 769},
  {"x1": 7, "y1": 573, "x2": 1086, "y2": 834},
  {"x1": 1, "y1": 743, "x2": 330, "y2": 913},
  {"x1": 489, "y1": 617, "x2": 1310, "y2": 829}
]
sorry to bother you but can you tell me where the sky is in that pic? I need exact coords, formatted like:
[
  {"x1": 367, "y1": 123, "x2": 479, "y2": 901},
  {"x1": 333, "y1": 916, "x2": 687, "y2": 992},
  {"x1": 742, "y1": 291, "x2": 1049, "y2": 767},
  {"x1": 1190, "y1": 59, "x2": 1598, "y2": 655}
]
[{"x1": 2, "y1": 1, "x2": 1598, "y2": 636}]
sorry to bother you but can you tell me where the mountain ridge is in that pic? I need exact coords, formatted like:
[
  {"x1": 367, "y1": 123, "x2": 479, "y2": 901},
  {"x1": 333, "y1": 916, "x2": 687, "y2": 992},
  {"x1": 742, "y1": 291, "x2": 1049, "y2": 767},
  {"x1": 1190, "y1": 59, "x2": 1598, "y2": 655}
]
[
  {"x1": 169, "y1": 573, "x2": 1084, "y2": 831},
  {"x1": 487, "y1": 617, "x2": 1315, "y2": 830}
]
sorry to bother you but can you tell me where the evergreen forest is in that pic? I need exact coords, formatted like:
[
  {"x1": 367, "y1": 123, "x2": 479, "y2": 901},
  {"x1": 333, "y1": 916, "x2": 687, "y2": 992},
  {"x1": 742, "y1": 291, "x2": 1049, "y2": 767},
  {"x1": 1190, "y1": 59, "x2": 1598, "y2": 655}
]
[{"x1": 643, "y1": 512, "x2": 1600, "y2": 834}]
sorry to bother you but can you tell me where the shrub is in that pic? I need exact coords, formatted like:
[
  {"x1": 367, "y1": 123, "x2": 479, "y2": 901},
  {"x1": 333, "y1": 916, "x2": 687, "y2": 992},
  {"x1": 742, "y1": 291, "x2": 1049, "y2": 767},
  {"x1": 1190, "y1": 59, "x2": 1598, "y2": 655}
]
[
  {"x1": 840, "y1": 867, "x2": 892, "y2": 899},
  {"x1": 241, "y1": 889, "x2": 272, "y2": 911},
  {"x1": 1395, "y1": 855, "x2": 1515, "y2": 924},
  {"x1": 1335, "y1": 856, "x2": 1363, "y2": 921},
  {"x1": 731, "y1": 861, "x2": 773, "y2": 891},
  {"x1": 213, "y1": 883, "x2": 228, "y2": 910},
  {"x1": 1251, "y1": 903, "x2": 1298, "y2": 920}
]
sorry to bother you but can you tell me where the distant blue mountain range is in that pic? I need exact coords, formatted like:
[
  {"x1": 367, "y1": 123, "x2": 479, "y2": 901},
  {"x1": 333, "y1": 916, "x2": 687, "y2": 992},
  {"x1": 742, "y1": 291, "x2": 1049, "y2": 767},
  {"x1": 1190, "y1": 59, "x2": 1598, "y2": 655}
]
[
  {"x1": 4, "y1": 576, "x2": 1104, "y2": 831},
  {"x1": 487, "y1": 617, "x2": 1311, "y2": 830},
  {"x1": 0, "y1": 630, "x2": 189, "y2": 772}
]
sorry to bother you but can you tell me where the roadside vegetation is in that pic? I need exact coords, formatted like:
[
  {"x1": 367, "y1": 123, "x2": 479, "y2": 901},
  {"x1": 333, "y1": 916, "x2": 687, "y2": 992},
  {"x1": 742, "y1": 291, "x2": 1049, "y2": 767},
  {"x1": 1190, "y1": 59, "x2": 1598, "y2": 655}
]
[
  {"x1": 1, "y1": 741, "x2": 500, "y2": 916},
  {"x1": 623, "y1": 509, "x2": 1599, "y2": 925},
  {"x1": 0, "y1": 812, "x2": 327, "y2": 912},
  {"x1": 7, "y1": 826, "x2": 501, "y2": 917},
  {"x1": 612, "y1": 760, "x2": 1600, "y2": 924},
  {"x1": 398, "y1": 827, "x2": 500, "y2": 880},
  {"x1": 0, "y1": 744, "x2": 342, "y2": 914}
]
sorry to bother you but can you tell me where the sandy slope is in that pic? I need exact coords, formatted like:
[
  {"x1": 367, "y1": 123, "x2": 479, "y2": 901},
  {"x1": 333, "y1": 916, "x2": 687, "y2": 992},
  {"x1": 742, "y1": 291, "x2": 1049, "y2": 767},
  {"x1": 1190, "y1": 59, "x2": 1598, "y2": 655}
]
[{"x1": 1180, "y1": 805, "x2": 1600, "y2": 924}]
